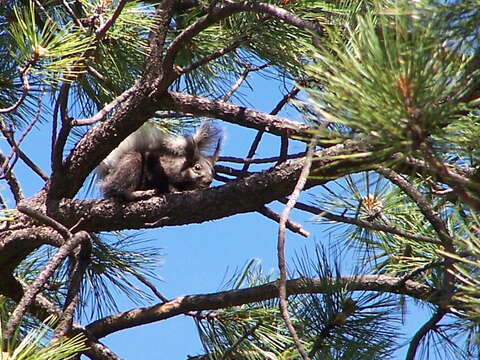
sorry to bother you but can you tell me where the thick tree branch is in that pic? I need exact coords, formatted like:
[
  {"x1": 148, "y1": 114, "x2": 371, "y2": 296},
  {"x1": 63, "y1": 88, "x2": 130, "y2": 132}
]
[
  {"x1": 86, "y1": 274, "x2": 440, "y2": 339},
  {"x1": 159, "y1": 1, "x2": 322, "y2": 88},
  {"x1": 51, "y1": 141, "x2": 381, "y2": 232},
  {"x1": 159, "y1": 91, "x2": 314, "y2": 139}
]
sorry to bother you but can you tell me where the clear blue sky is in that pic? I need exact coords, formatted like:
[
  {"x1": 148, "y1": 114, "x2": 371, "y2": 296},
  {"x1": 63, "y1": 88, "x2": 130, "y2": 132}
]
[{"x1": 3, "y1": 73, "x2": 431, "y2": 359}]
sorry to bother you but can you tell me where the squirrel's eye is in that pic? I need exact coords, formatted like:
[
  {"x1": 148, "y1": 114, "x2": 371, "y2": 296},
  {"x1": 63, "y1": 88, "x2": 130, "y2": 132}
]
[{"x1": 194, "y1": 164, "x2": 202, "y2": 171}]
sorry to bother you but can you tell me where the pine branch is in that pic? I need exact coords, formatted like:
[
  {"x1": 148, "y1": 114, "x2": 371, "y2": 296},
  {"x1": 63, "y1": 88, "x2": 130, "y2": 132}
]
[
  {"x1": 287, "y1": 200, "x2": 442, "y2": 245},
  {"x1": 86, "y1": 274, "x2": 440, "y2": 339},
  {"x1": 277, "y1": 142, "x2": 314, "y2": 360},
  {"x1": 405, "y1": 309, "x2": 446, "y2": 360},
  {"x1": 3, "y1": 231, "x2": 90, "y2": 341},
  {"x1": 0, "y1": 276, "x2": 123, "y2": 360},
  {"x1": 375, "y1": 166, "x2": 453, "y2": 249},
  {"x1": 258, "y1": 206, "x2": 309, "y2": 237},
  {"x1": 0, "y1": 151, "x2": 24, "y2": 203}
]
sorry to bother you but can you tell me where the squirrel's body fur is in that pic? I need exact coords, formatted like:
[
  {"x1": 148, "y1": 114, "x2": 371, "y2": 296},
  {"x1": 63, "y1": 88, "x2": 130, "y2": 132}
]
[{"x1": 97, "y1": 122, "x2": 222, "y2": 200}]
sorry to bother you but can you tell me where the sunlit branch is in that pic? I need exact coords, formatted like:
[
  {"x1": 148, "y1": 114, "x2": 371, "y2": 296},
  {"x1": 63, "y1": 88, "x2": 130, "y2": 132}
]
[
  {"x1": 72, "y1": 83, "x2": 140, "y2": 126},
  {"x1": 258, "y1": 205, "x2": 309, "y2": 237},
  {"x1": 86, "y1": 274, "x2": 439, "y2": 339},
  {"x1": 277, "y1": 142, "x2": 314, "y2": 360}
]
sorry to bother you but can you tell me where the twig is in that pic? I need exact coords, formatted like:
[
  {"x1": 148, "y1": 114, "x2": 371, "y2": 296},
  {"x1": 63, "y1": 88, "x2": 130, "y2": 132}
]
[
  {"x1": 2, "y1": 92, "x2": 43, "y2": 175},
  {"x1": 0, "y1": 151, "x2": 24, "y2": 202},
  {"x1": 286, "y1": 200, "x2": 442, "y2": 245},
  {"x1": 95, "y1": 0, "x2": 128, "y2": 40},
  {"x1": 241, "y1": 85, "x2": 299, "y2": 171},
  {"x1": 130, "y1": 272, "x2": 169, "y2": 303},
  {"x1": 376, "y1": 166, "x2": 453, "y2": 248},
  {"x1": 219, "y1": 152, "x2": 306, "y2": 164},
  {"x1": 222, "y1": 64, "x2": 268, "y2": 102},
  {"x1": 277, "y1": 142, "x2": 315, "y2": 360},
  {"x1": 3, "y1": 231, "x2": 90, "y2": 341},
  {"x1": 72, "y1": 83, "x2": 139, "y2": 126},
  {"x1": 0, "y1": 69, "x2": 30, "y2": 114},
  {"x1": 258, "y1": 205, "x2": 309, "y2": 237},
  {"x1": 17, "y1": 204, "x2": 71, "y2": 240},
  {"x1": 405, "y1": 309, "x2": 446, "y2": 360},
  {"x1": 241, "y1": 130, "x2": 265, "y2": 172},
  {"x1": 54, "y1": 239, "x2": 92, "y2": 339},
  {"x1": 0, "y1": 117, "x2": 49, "y2": 181},
  {"x1": 272, "y1": 86, "x2": 300, "y2": 115},
  {"x1": 180, "y1": 37, "x2": 248, "y2": 74},
  {"x1": 62, "y1": 0, "x2": 84, "y2": 29}
]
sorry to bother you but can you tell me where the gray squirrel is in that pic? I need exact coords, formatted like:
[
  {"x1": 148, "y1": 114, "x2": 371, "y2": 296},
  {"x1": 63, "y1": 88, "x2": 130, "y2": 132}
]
[{"x1": 96, "y1": 122, "x2": 222, "y2": 200}]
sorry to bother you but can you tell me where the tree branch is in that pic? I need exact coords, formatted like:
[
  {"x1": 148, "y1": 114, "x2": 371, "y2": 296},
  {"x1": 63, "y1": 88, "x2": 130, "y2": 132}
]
[
  {"x1": 277, "y1": 142, "x2": 314, "y2": 360},
  {"x1": 159, "y1": 1, "x2": 322, "y2": 89},
  {"x1": 3, "y1": 231, "x2": 90, "y2": 340},
  {"x1": 51, "y1": 141, "x2": 381, "y2": 232},
  {"x1": 86, "y1": 274, "x2": 440, "y2": 339},
  {"x1": 287, "y1": 201, "x2": 442, "y2": 245},
  {"x1": 405, "y1": 309, "x2": 446, "y2": 360}
]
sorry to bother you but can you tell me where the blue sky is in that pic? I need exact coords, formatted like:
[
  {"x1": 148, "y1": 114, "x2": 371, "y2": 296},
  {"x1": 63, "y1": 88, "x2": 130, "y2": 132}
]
[{"x1": 2, "y1": 72, "x2": 433, "y2": 359}]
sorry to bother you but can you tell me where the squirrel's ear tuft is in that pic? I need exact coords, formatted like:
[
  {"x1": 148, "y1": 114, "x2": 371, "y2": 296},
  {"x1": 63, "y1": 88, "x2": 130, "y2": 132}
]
[{"x1": 193, "y1": 121, "x2": 223, "y2": 155}]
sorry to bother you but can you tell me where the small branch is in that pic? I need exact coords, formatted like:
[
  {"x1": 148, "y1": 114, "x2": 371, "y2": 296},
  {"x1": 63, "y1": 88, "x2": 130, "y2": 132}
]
[
  {"x1": 241, "y1": 130, "x2": 265, "y2": 172},
  {"x1": 270, "y1": 86, "x2": 300, "y2": 116},
  {"x1": 160, "y1": 1, "x2": 322, "y2": 89},
  {"x1": 0, "y1": 151, "x2": 24, "y2": 203},
  {"x1": 376, "y1": 166, "x2": 453, "y2": 248},
  {"x1": 54, "y1": 240, "x2": 92, "y2": 339},
  {"x1": 130, "y1": 272, "x2": 169, "y2": 303},
  {"x1": 0, "y1": 122, "x2": 48, "y2": 181},
  {"x1": 0, "y1": 69, "x2": 30, "y2": 114},
  {"x1": 3, "y1": 231, "x2": 90, "y2": 341},
  {"x1": 62, "y1": 0, "x2": 83, "y2": 28},
  {"x1": 180, "y1": 37, "x2": 248, "y2": 74},
  {"x1": 287, "y1": 201, "x2": 442, "y2": 245},
  {"x1": 258, "y1": 205, "x2": 309, "y2": 237},
  {"x1": 72, "y1": 83, "x2": 140, "y2": 126},
  {"x1": 222, "y1": 64, "x2": 268, "y2": 102},
  {"x1": 277, "y1": 142, "x2": 315, "y2": 360},
  {"x1": 219, "y1": 152, "x2": 306, "y2": 164},
  {"x1": 2, "y1": 92, "x2": 43, "y2": 174},
  {"x1": 162, "y1": 91, "x2": 314, "y2": 140},
  {"x1": 17, "y1": 204, "x2": 71, "y2": 240},
  {"x1": 405, "y1": 309, "x2": 446, "y2": 360},
  {"x1": 95, "y1": 0, "x2": 127, "y2": 40}
]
